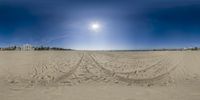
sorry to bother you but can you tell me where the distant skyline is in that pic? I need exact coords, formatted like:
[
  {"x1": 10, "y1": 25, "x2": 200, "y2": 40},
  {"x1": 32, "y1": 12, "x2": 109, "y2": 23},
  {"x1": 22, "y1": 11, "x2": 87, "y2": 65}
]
[{"x1": 1, "y1": 0, "x2": 200, "y2": 50}]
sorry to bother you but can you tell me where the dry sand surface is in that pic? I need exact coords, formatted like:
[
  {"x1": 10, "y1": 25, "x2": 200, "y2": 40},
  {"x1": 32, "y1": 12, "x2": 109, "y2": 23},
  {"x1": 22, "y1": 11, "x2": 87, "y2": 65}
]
[{"x1": 0, "y1": 51, "x2": 200, "y2": 100}]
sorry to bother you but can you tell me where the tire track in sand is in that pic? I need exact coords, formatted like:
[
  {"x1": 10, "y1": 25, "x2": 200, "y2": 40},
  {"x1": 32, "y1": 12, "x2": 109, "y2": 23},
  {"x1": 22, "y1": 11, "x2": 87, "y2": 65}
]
[
  {"x1": 91, "y1": 53, "x2": 168, "y2": 75},
  {"x1": 89, "y1": 53, "x2": 180, "y2": 84},
  {"x1": 54, "y1": 53, "x2": 84, "y2": 82}
]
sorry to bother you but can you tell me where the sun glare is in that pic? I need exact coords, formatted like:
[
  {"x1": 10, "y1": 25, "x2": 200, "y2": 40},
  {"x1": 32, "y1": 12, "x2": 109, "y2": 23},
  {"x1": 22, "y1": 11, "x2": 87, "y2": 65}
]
[{"x1": 90, "y1": 22, "x2": 101, "y2": 32}]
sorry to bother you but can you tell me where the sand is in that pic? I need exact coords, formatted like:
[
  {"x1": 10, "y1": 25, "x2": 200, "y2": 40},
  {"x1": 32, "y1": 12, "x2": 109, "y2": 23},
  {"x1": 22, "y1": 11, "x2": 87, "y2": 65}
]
[{"x1": 0, "y1": 51, "x2": 200, "y2": 100}]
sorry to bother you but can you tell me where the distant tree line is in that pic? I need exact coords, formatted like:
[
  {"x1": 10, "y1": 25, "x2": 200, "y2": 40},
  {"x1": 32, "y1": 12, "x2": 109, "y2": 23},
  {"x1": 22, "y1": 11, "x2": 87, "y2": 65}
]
[
  {"x1": 0, "y1": 46, "x2": 17, "y2": 51},
  {"x1": 190, "y1": 47, "x2": 199, "y2": 51},
  {"x1": 34, "y1": 46, "x2": 72, "y2": 51},
  {"x1": 0, "y1": 45, "x2": 72, "y2": 51}
]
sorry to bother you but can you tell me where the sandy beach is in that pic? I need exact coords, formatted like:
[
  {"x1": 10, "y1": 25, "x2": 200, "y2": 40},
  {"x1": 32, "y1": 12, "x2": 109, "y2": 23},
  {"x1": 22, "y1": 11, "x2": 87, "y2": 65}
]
[{"x1": 0, "y1": 51, "x2": 200, "y2": 100}]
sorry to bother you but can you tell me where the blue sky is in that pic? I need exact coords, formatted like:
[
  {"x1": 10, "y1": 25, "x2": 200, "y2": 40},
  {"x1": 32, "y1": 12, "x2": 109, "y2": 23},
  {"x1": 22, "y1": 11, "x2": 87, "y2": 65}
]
[{"x1": 0, "y1": 0, "x2": 200, "y2": 50}]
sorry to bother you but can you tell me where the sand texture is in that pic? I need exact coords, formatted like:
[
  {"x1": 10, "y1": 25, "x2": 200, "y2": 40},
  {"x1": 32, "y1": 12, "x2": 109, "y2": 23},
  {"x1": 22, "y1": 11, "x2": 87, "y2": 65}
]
[{"x1": 0, "y1": 51, "x2": 200, "y2": 100}]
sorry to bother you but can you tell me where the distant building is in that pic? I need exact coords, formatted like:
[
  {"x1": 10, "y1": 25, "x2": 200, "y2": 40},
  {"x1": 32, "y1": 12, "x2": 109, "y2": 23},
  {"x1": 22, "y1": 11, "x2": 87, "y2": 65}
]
[
  {"x1": 15, "y1": 47, "x2": 21, "y2": 51},
  {"x1": 21, "y1": 44, "x2": 34, "y2": 51}
]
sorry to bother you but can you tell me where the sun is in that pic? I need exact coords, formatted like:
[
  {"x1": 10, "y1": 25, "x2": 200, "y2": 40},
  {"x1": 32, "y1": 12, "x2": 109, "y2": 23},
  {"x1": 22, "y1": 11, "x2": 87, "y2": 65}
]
[
  {"x1": 90, "y1": 22, "x2": 101, "y2": 32},
  {"x1": 92, "y1": 23, "x2": 99, "y2": 29}
]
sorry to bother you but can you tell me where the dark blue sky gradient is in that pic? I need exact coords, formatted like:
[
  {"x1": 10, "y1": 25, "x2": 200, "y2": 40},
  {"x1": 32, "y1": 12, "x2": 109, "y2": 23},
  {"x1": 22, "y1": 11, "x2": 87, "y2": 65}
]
[{"x1": 0, "y1": 0, "x2": 200, "y2": 50}]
